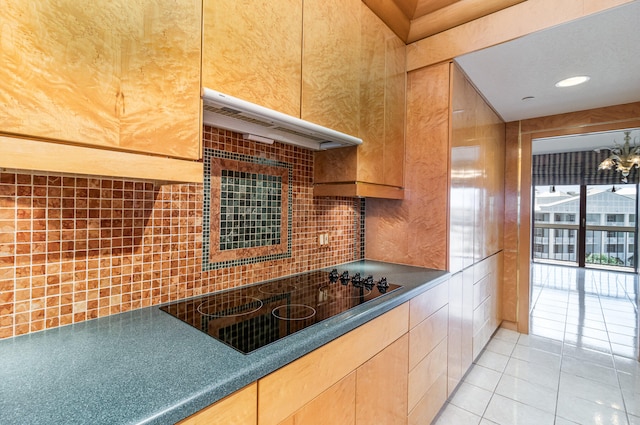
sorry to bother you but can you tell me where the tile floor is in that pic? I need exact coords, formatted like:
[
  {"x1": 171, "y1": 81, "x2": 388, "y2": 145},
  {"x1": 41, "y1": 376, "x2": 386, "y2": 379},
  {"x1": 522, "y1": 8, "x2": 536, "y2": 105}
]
[{"x1": 434, "y1": 263, "x2": 640, "y2": 425}]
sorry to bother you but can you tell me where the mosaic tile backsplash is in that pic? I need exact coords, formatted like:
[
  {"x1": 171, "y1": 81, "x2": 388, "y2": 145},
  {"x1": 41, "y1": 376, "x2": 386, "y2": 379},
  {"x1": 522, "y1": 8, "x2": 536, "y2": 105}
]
[
  {"x1": 0, "y1": 126, "x2": 363, "y2": 339},
  {"x1": 219, "y1": 169, "x2": 283, "y2": 250}
]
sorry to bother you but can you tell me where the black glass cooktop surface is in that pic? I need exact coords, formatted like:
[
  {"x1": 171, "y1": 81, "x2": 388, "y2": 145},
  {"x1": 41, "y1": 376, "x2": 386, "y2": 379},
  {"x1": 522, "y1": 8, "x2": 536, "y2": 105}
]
[{"x1": 160, "y1": 269, "x2": 401, "y2": 354}]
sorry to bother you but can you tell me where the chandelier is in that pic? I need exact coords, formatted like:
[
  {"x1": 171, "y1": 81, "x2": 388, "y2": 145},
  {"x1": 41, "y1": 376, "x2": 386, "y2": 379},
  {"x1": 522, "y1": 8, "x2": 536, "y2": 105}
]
[{"x1": 597, "y1": 131, "x2": 640, "y2": 183}]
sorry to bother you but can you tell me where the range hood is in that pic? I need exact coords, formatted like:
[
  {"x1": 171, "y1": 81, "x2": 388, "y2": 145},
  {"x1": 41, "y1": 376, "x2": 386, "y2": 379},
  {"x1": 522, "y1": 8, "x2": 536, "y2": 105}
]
[{"x1": 202, "y1": 88, "x2": 362, "y2": 150}]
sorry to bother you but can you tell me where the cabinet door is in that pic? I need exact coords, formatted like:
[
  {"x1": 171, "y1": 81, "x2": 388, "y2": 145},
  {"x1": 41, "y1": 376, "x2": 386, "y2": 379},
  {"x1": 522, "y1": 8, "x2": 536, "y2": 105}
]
[
  {"x1": 0, "y1": 0, "x2": 201, "y2": 160},
  {"x1": 177, "y1": 383, "x2": 257, "y2": 425},
  {"x1": 279, "y1": 373, "x2": 356, "y2": 425},
  {"x1": 302, "y1": 0, "x2": 360, "y2": 136},
  {"x1": 118, "y1": 0, "x2": 202, "y2": 159},
  {"x1": 202, "y1": 0, "x2": 302, "y2": 117},
  {"x1": 1, "y1": 1, "x2": 120, "y2": 148},
  {"x1": 356, "y1": 334, "x2": 408, "y2": 425},
  {"x1": 358, "y1": 3, "x2": 406, "y2": 188}
]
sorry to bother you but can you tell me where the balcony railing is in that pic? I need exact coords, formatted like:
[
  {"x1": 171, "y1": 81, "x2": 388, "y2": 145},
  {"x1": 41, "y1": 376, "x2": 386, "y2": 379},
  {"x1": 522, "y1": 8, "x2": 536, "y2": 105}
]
[
  {"x1": 532, "y1": 224, "x2": 577, "y2": 262},
  {"x1": 585, "y1": 226, "x2": 635, "y2": 268},
  {"x1": 532, "y1": 223, "x2": 636, "y2": 270}
]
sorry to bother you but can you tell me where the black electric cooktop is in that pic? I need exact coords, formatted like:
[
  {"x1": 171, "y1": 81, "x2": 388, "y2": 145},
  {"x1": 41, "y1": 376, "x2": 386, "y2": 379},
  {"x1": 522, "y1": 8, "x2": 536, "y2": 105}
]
[{"x1": 160, "y1": 269, "x2": 402, "y2": 354}]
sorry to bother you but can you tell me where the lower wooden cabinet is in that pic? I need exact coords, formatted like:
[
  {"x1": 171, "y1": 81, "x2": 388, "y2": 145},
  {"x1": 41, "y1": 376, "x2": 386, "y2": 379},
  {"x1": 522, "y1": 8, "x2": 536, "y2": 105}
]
[
  {"x1": 407, "y1": 280, "x2": 449, "y2": 425},
  {"x1": 448, "y1": 252, "x2": 503, "y2": 396},
  {"x1": 257, "y1": 304, "x2": 409, "y2": 425},
  {"x1": 180, "y1": 272, "x2": 501, "y2": 425},
  {"x1": 279, "y1": 335, "x2": 410, "y2": 425},
  {"x1": 177, "y1": 383, "x2": 257, "y2": 425},
  {"x1": 356, "y1": 334, "x2": 409, "y2": 425}
]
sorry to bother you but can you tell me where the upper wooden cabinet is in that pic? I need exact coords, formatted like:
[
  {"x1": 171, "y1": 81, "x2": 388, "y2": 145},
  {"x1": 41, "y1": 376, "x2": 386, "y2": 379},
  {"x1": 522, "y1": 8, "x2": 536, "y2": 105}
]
[
  {"x1": 202, "y1": 0, "x2": 303, "y2": 117},
  {"x1": 0, "y1": 0, "x2": 202, "y2": 161},
  {"x1": 313, "y1": 3, "x2": 406, "y2": 199},
  {"x1": 302, "y1": 0, "x2": 361, "y2": 137}
]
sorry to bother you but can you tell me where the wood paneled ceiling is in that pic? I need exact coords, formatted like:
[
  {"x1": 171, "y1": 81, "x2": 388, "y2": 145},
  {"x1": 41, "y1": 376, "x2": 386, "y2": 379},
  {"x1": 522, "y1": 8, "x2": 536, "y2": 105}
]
[{"x1": 363, "y1": 0, "x2": 526, "y2": 44}]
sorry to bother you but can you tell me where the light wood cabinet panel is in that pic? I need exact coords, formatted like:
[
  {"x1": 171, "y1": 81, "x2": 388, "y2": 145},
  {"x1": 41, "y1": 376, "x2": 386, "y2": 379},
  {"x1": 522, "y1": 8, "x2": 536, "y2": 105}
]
[
  {"x1": 313, "y1": 3, "x2": 406, "y2": 199},
  {"x1": 0, "y1": 1, "x2": 120, "y2": 148},
  {"x1": 356, "y1": 334, "x2": 409, "y2": 425},
  {"x1": 0, "y1": 135, "x2": 203, "y2": 183},
  {"x1": 0, "y1": 0, "x2": 202, "y2": 161},
  {"x1": 117, "y1": 0, "x2": 202, "y2": 159},
  {"x1": 450, "y1": 63, "x2": 505, "y2": 269},
  {"x1": 408, "y1": 305, "x2": 448, "y2": 371},
  {"x1": 178, "y1": 383, "x2": 257, "y2": 425},
  {"x1": 447, "y1": 273, "x2": 463, "y2": 396},
  {"x1": 357, "y1": 3, "x2": 406, "y2": 188},
  {"x1": 473, "y1": 274, "x2": 492, "y2": 310},
  {"x1": 278, "y1": 373, "x2": 356, "y2": 425},
  {"x1": 302, "y1": 0, "x2": 360, "y2": 136},
  {"x1": 202, "y1": 0, "x2": 302, "y2": 117},
  {"x1": 447, "y1": 267, "x2": 474, "y2": 396},
  {"x1": 408, "y1": 337, "x2": 447, "y2": 412},
  {"x1": 409, "y1": 280, "x2": 448, "y2": 329},
  {"x1": 407, "y1": 373, "x2": 447, "y2": 425},
  {"x1": 257, "y1": 303, "x2": 409, "y2": 425}
]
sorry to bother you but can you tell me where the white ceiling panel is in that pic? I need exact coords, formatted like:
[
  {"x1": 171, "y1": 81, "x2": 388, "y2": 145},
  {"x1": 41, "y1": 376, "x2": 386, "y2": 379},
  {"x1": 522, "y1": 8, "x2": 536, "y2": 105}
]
[{"x1": 454, "y1": 1, "x2": 640, "y2": 123}]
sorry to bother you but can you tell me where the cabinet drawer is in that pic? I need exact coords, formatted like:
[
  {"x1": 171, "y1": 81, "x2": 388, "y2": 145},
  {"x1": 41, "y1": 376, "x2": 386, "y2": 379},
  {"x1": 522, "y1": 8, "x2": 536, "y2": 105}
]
[
  {"x1": 473, "y1": 295, "x2": 492, "y2": 335},
  {"x1": 473, "y1": 322, "x2": 495, "y2": 360},
  {"x1": 408, "y1": 337, "x2": 447, "y2": 412},
  {"x1": 409, "y1": 281, "x2": 448, "y2": 329},
  {"x1": 407, "y1": 372, "x2": 447, "y2": 425},
  {"x1": 473, "y1": 274, "x2": 492, "y2": 309},
  {"x1": 409, "y1": 305, "x2": 448, "y2": 371},
  {"x1": 258, "y1": 303, "x2": 409, "y2": 425},
  {"x1": 278, "y1": 373, "x2": 356, "y2": 425}
]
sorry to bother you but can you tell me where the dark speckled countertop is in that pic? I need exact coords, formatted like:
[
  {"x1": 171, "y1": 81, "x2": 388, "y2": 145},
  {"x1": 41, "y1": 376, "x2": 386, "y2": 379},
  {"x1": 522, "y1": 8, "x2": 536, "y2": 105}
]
[{"x1": 0, "y1": 260, "x2": 448, "y2": 425}]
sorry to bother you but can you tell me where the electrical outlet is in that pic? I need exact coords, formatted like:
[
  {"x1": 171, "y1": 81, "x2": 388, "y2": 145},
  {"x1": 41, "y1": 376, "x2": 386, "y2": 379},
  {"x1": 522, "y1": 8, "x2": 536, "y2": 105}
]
[{"x1": 318, "y1": 233, "x2": 329, "y2": 246}]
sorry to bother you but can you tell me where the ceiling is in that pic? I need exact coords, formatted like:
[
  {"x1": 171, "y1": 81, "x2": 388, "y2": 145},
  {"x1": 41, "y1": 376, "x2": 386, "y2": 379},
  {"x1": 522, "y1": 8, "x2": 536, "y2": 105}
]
[
  {"x1": 454, "y1": 1, "x2": 640, "y2": 124},
  {"x1": 363, "y1": 0, "x2": 524, "y2": 43},
  {"x1": 454, "y1": 1, "x2": 640, "y2": 155}
]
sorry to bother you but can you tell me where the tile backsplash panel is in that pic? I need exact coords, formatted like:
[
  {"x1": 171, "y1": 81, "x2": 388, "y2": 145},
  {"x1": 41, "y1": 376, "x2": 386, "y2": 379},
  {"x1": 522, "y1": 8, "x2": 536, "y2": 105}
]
[
  {"x1": 203, "y1": 149, "x2": 293, "y2": 270},
  {"x1": 0, "y1": 126, "x2": 362, "y2": 339}
]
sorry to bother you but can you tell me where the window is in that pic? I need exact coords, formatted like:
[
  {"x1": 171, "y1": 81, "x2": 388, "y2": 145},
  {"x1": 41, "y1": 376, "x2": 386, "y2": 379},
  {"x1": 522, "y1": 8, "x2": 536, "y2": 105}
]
[
  {"x1": 534, "y1": 244, "x2": 547, "y2": 254},
  {"x1": 534, "y1": 228, "x2": 547, "y2": 237},
  {"x1": 586, "y1": 214, "x2": 600, "y2": 225},
  {"x1": 568, "y1": 245, "x2": 575, "y2": 254},
  {"x1": 630, "y1": 214, "x2": 636, "y2": 225},
  {"x1": 606, "y1": 214, "x2": 624, "y2": 226},
  {"x1": 606, "y1": 244, "x2": 624, "y2": 253},
  {"x1": 554, "y1": 213, "x2": 576, "y2": 223},
  {"x1": 535, "y1": 213, "x2": 549, "y2": 222}
]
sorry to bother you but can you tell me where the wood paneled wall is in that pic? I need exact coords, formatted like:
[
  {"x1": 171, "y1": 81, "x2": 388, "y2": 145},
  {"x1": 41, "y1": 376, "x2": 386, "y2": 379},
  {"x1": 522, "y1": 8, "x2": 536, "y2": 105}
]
[{"x1": 503, "y1": 102, "x2": 640, "y2": 333}]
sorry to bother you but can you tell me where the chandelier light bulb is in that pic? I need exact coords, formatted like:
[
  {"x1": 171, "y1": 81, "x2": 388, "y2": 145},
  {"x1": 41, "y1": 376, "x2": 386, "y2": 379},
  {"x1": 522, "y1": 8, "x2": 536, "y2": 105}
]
[{"x1": 596, "y1": 131, "x2": 640, "y2": 183}]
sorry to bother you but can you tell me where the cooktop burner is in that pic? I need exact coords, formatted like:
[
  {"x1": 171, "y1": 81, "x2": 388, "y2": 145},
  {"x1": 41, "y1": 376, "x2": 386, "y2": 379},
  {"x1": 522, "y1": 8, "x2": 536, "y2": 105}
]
[{"x1": 159, "y1": 269, "x2": 402, "y2": 354}]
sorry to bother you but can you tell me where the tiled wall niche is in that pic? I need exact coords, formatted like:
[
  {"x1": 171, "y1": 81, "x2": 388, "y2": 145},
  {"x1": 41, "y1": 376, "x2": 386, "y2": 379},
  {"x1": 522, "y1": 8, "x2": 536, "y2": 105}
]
[{"x1": 0, "y1": 126, "x2": 363, "y2": 339}]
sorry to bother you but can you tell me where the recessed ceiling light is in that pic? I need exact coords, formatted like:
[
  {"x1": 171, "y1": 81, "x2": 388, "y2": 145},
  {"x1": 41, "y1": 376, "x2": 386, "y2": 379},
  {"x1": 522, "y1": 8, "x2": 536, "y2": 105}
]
[{"x1": 555, "y1": 76, "x2": 590, "y2": 88}]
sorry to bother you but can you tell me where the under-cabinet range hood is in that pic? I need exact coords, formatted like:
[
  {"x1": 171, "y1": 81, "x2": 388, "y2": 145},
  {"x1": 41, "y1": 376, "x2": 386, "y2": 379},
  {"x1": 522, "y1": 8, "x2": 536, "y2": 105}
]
[{"x1": 202, "y1": 88, "x2": 362, "y2": 150}]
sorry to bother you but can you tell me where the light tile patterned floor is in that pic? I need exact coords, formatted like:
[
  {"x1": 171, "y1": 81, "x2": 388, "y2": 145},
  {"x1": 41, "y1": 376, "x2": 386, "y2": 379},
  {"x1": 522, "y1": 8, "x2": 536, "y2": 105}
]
[{"x1": 434, "y1": 263, "x2": 640, "y2": 425}]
